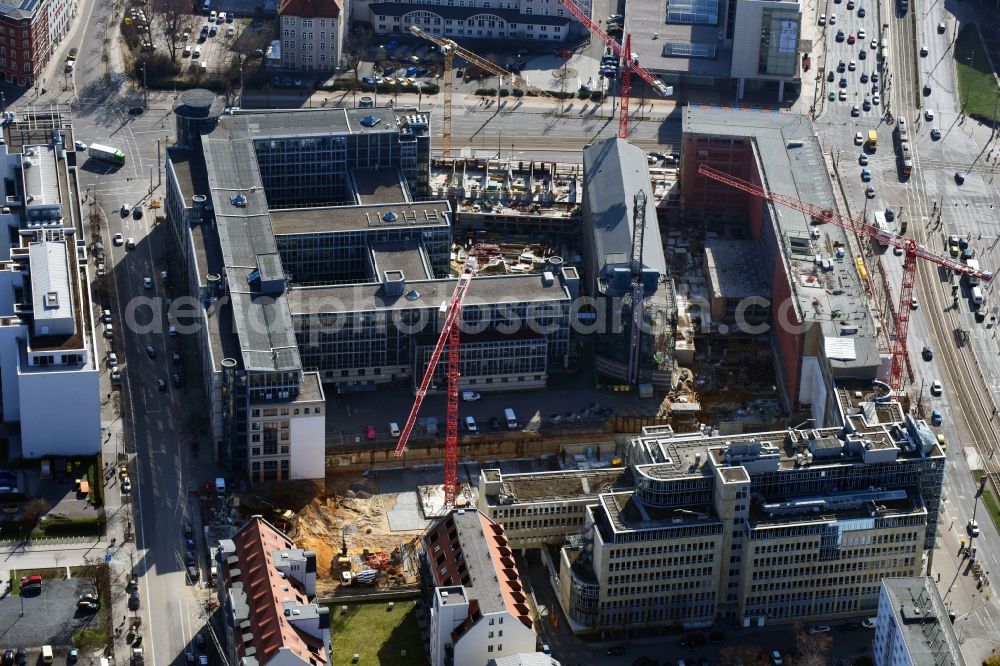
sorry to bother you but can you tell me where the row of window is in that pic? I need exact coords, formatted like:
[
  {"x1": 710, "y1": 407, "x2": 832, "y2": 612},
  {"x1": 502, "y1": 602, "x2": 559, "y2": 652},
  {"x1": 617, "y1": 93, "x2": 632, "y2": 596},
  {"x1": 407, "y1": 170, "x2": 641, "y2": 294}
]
[
  {"x1": 608, "y1": 553, "x2": 713, "y2": 572},
  {"x1": 749, "y1": 568, "x2": 915, "y2": 593},
  {"x1": 252, "y1": 406, "x2": 321, "y2": 417},
  {"x1": 608, "y1": 566, "x2": 714, "y2": 585},
  {"x1": 281, "y1": 40, "x2": 334, "y2": 52},
  {"x1": 380, "y1": 13, "x2": 564, "y2": 27},
  {"x1": 609, "y1": 541, "x2": 716, "y2": 559},
  {"x1": 283, "y1": 18, "x2": 335, "y2": 28},
  {"x1": 0, "y1": 59, "x2": 32, "y2": 72}
]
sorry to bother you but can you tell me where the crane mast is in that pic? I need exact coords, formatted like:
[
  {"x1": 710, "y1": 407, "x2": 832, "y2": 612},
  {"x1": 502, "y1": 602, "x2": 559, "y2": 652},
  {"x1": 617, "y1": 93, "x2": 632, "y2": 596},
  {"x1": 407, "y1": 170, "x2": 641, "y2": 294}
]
[
  {"x1": 408, "y1": 26, "x2": 561, "y2": 154},
  {"x1": 394, "y1": 260, "x2": 478, "y2": 507},
  {"x1": 697, "y1": 164, "x2": 993, "y2": 393},
  {"x1": 557, "y1": 0, "x2": 672, "y2": 137},
  {"x1": 627, "y1": 190, "x2": 647, "y2": 386}
]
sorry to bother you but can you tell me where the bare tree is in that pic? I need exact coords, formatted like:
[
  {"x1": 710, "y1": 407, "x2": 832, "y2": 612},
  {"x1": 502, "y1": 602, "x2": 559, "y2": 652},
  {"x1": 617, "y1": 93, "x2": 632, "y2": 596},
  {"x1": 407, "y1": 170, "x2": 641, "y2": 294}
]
[
  {"x1": 342, "y1": 25, "x2": 373, "y2": 86},
  {"x1": 153, "y1": 0, "x2": 194, "y2": 64},
  {"x1": 75, "y1": 554, "x2": 108, "y2": 599},
  {"x1": 795, "y1": 627, "x2": 833, "y2": 666}
]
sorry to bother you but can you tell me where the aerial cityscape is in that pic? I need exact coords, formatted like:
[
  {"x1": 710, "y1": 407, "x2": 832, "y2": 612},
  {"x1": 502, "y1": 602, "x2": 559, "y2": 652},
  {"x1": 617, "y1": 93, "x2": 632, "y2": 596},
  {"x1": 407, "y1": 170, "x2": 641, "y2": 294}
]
[{"x1": 0, "y1": 0, "x2": 995, "y2": 664}]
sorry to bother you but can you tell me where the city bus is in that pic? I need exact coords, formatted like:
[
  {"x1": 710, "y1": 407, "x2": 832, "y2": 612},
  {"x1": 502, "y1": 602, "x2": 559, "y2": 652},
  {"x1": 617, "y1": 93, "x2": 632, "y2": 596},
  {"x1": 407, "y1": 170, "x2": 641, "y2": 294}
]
[{"x1": 88, "y1": 143, "x2": 125, "y2": 167}]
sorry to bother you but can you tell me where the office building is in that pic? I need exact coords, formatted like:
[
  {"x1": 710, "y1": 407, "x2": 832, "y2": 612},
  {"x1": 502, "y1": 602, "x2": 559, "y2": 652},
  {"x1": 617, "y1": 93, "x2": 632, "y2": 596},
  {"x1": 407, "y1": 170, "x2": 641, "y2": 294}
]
[
  {"x1": 216, "y1": 515, "x2": 331, "y2": 666},
  {"x1": 582, "y1": 137, "x2": 676, "y2": 388},
  {"x1": 478, "y1": 388, "x2": 945, "y2": 633},
  {"x1": 423, "y1": 509, "x2": 537, "y2": 666},
  {"x1": 873, "y1": 577, "x2": 965, "y2": 666},
  {"x1": 164, "y1": 91, "x2": 577, "y2": 482},
  {"x1": 356, "y1": 0, "x2": 587, "y2": 41},
  {"x1": 0, "y1": 0, "x2": 52, "y2": 87},
  {"x1": 680, "y1": 106, "x2": 882, "y2": 421},
  {"x1": 625, "y1": 0, "x2": 803, "y2": 100},
  {"x1": 278, "y1": 0, "x2": 345, "y2": 72},
  {"x1": 0, "y1": 110, "x2": 101, "y2": 458}
]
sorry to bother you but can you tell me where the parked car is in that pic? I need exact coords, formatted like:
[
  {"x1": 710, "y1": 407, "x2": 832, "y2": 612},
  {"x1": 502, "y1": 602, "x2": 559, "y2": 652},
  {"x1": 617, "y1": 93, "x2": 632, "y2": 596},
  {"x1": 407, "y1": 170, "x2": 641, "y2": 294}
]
[
  {"x1": 771, "y1": 651, "x2": 783, "y2": 666},
  {"x1": 128, "y1": 591, "x2": 141, "y2": 610},
  {"x1": 461, "y1": 391, "x2": 481, "y2": 401},
  {"x1": 931, "y1": 380, "x2": 942, "y2": 396},
  {"x1": 185, "y1": 551, "x2": 196, "y2": 566},
  {"x1": 931, "y1": 410, "x2": 943, "y2": 426},
  {"x1": 365, "y1": 425, "x2": 376, "y2": 440},
  {"x1": 808, "y1": 625, "x2": 831, "y2": 634}
]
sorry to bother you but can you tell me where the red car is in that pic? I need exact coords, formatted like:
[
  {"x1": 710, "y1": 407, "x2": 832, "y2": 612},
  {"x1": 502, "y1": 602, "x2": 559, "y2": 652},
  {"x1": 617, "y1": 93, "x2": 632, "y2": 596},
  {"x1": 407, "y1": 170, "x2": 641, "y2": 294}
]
[
  {"x1": 847, "y1": 32, "x2": 856, "y2": 44},
  {"x1": 365, "y1": 425, "x2": 376, "y2": 441}
]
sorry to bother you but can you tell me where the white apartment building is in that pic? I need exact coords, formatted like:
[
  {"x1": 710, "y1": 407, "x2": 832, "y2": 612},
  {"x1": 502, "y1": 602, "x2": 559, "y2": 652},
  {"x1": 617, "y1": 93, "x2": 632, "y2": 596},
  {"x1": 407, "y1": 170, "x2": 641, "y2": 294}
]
[
  {"x1": 424, "y1": 510, "x2": 538, "y2": 666},
  {"x1": 357, "y1": 0, "x2": 590, "y2": 41},
  {"x1": 873, "y1": 578, "x2": 965, "y2": 666},
  {"x1": 48, "y1": 0, "x2": 79, "y2": 49},
  {"x1": 278, "y1": 0, "x2": 344, "y2": 72},
  {"x1": 0, "y1": 127, "x2": 101, "y2": 459}
]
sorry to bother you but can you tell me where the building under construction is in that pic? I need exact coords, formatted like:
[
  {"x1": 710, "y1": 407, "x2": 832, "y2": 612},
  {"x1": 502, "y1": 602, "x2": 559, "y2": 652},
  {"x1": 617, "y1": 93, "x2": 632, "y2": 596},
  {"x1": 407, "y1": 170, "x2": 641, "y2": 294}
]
[{"x1": 679, "y1": 105, "x2": 884, "y2": 424}]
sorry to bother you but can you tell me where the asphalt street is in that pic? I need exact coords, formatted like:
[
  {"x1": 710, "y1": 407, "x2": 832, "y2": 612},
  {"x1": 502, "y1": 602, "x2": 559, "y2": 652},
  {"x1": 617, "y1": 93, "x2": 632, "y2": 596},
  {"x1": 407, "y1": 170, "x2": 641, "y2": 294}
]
[{"x1": 812, "y1": 0, "x2": 1000, "y2": 659}]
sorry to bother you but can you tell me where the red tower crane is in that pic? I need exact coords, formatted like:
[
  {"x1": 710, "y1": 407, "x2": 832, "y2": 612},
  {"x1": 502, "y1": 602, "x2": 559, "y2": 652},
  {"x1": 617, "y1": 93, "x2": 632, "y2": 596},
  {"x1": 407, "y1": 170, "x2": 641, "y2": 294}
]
[
  {"x1": 393, "y1": 260, "x2": 477, "y2": 508},
  {"x1": 558, "y1": 0, "x2": 672, "y2": 138},
  {"x1": 697, "y1": 164, "x2": 994, "y2": 393}
]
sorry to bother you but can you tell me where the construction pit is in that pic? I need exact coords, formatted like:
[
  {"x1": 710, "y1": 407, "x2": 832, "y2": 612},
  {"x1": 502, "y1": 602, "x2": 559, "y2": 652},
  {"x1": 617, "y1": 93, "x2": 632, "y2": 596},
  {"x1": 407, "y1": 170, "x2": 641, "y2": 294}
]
[{"x1": 282, "y1": 472, "x2": 426, "y2": 595}]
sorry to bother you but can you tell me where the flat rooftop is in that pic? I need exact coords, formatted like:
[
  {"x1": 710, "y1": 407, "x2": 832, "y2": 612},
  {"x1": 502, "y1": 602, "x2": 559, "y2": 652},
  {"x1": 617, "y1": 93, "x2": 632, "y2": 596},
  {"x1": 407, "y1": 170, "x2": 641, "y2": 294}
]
[
  {"x1": 881, "y1": 578, "x2": 966, "y2": 666},
  {"x1": 221, "y1": 106, "x2": 401, "y2": 138},
  {"x1": 748, "y1": 488, "x2": 926, "y2": 529},
  {"x1": 353, "y1": 168, "x2": 407, "y2": 205},
  {"x1": 288, "y1": 272, "x2": 571, "y2": 315},
  {"x1": 269, "y1": 201, "x2": 450, "y2": 235},
  {"x1": 704, "y1": 240, "x2": 772, "y2": 299},
  {"x1": 370, "y1": 241, "x2": 432, "y2": 281},
  {"x1": 626, "y1": 0, "x2": 734, "y2": 78},
  {"x1": 483, "y1": 468, "x2": 628, "y2": 505},
  {"x1": 683, "y1": 106, "x2": 880, "y2": 372}
]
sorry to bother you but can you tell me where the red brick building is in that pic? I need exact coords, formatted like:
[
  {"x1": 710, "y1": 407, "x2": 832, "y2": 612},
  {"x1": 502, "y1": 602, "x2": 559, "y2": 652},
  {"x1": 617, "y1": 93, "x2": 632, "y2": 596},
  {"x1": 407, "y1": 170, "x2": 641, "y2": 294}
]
[{"x1": 0, "y1": 0, "x2": 51, "y2": 87}]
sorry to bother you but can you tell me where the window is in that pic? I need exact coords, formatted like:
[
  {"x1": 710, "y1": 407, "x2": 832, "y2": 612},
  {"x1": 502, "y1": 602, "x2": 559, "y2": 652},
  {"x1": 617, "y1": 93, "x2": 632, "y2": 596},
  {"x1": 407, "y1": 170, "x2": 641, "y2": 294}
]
[{"x1": 488, "y1": 646, "x2": 494, "y2": 653}]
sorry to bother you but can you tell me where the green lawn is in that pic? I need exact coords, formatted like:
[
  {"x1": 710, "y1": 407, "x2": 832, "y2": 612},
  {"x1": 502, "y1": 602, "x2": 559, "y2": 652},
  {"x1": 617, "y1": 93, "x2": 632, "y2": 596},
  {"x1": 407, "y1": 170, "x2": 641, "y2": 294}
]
[
  {"x1": 954, "y1": 25, "x2": 1000, "y2": 122},
  {"x1": 9, "y1": 566, "x2": 67, "y2": 595},
  {"x1": 971, "y1": 470, "x2": 1000, "y2": 529},
  {"x1": 327, "y1": 600, "x2": 427, "y2": 666}
]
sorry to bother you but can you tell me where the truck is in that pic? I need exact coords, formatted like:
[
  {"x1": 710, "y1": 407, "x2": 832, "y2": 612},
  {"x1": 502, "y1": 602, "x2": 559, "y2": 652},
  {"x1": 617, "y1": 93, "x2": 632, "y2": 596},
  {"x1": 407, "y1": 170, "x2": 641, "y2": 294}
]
[
  {"x1": 872, "y1": 210, "x2": 891, "y2": 245},
  {"x1": 867, "y1": 129, "x2": 878, "y2": 149},
  {"x1": 89, "y1": 143, "x2": 125, "y2": 166},
  {"x1": 966, "y1": 259, "x2": 981, "y2": 286}
]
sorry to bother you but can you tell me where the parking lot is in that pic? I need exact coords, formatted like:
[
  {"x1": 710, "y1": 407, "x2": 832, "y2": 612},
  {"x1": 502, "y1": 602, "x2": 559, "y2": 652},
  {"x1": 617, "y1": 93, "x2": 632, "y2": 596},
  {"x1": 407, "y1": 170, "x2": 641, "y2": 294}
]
[
  {"x1": 127, "y1": 2, "x2": 270, "y2": 80},
  {"x1": 326, "y1": 376, "x2": 661, "y2": 447},
  {"x1": 0, "y1": 579, "x2": 100, "y2": 649}
]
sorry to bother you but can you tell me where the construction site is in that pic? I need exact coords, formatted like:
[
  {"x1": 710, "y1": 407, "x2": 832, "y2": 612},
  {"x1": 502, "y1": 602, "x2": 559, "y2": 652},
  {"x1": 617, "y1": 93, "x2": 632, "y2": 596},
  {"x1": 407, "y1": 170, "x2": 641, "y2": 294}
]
[{"x1": 188, "y1": 5, "x2": 991, "y2": 608}]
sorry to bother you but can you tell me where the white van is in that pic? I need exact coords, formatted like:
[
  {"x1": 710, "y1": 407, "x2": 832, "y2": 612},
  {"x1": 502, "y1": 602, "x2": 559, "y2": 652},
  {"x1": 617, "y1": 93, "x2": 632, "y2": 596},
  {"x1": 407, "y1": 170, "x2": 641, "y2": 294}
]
[
  {"x1": 465, "y1": 416, "x2": 478, "y2": 433},
  {"x1": 971, "y1": 286, "x2": 984, "y2": 306},
  {"x1": 504, "y1": 408, "x2": 518, "y2": 429},
  {"x1": 104, "y1": 323, "x2": 114, "y2": 338},
  {"x1": 967, "y1": 259, "x2": 981, "y2": 286}
]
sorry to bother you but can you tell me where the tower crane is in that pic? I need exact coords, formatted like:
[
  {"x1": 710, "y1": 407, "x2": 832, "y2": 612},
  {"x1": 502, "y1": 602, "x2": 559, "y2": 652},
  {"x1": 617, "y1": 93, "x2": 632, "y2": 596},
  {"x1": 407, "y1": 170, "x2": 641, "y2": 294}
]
[
  {"x1": 697, "y1": 164, "x2": 994, "y2": 393},
  {"x1": 408, "y1": 26, "x2": 561, "y2": 156},
  {"x1": 394, "y1": 259, "x2": 478, "y2": 508},
  {"x1": 557, "y1": 0, "x2": 672, "y2": 138},
  {"x1": 627, "y1": 190, "x2": 647, "y2": 386}
]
